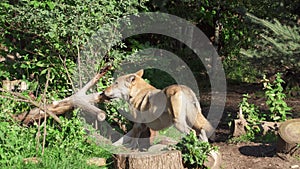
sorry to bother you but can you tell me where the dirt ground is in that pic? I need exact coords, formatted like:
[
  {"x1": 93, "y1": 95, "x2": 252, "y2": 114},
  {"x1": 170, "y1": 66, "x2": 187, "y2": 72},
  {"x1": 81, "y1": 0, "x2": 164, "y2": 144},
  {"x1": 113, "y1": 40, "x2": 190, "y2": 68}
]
[
  {"x1": 217, "y1": 142, "x2": 299, "y2": 169},
  {"x1": 200, "y1": 82, "x2": 300, "y2": 169}
]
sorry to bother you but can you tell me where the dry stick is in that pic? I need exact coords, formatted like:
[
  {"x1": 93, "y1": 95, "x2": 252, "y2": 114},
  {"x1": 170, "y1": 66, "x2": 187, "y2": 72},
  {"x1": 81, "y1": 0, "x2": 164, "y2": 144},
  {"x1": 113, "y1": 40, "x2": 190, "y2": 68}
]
[
  {"x1": 72, "y1": 65, "x2": 111, "y2": 121},
  {"x1": 36, "y1": 110, "x2": 41, "y2": 153},
  {"x1": 42, "y1": 69, "x2": 51, "y2": 155},
  {"x1": 59, "y1": 55, "x2": 75, "y2": 92},
  {"x1": 35, "y1": 69, "x2": 51, "y2": 154},
  {"x1": 77, "y1": 43, "x2": 82, "y2": 89}
]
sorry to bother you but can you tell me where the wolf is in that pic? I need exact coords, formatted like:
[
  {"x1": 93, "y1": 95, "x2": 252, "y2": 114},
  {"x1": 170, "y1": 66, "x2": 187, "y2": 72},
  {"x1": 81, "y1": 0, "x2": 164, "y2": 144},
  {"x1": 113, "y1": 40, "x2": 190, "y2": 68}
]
[{"x1": 104, "y1": 69, "x2": 216, "y2": 146}]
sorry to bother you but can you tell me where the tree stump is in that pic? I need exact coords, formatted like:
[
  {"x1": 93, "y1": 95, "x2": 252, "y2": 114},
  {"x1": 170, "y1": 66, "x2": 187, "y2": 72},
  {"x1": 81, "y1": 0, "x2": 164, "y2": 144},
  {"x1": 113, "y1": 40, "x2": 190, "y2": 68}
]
[
  {"x1": 276, "y1": 119, "x2": 300, "y2": 156},
  {"x1": 113, "y1": 150, "x2": 184, "y2": 169}
]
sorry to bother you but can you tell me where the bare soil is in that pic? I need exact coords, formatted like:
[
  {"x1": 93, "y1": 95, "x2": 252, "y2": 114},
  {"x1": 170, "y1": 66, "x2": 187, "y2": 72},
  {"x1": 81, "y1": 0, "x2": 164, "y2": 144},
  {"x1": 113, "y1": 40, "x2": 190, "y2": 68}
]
[
  {"x1": 200, "y1": 82, "x2": 300, "y2": 169},
  {"x1": 218, "y1": 142, "x2": 299, "y2": 169}
]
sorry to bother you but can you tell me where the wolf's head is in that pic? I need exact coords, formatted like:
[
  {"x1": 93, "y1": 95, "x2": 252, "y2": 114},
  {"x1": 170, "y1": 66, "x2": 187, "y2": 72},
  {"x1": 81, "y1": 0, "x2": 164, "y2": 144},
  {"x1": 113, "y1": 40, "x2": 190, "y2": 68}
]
[{"x1": 104, "y1": 69, "x2": 147, "y2": 101}]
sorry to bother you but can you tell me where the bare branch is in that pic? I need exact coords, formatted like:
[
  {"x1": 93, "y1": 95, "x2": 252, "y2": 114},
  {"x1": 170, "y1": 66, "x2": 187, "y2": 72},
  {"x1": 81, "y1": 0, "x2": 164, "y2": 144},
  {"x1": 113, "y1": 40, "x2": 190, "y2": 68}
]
[
  {"x1": 71, "y1": 65, "x2": 112, "y2": 121},
  {"x1": 79, "y1": 65, "x2": 111, "y2": 93}
]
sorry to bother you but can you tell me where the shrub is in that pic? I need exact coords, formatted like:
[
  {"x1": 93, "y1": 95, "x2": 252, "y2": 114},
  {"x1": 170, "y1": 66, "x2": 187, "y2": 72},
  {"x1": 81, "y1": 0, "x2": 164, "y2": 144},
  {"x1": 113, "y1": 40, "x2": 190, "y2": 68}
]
[{"x1": 174, "y1": 131, "x2": 217, "y2": 169}]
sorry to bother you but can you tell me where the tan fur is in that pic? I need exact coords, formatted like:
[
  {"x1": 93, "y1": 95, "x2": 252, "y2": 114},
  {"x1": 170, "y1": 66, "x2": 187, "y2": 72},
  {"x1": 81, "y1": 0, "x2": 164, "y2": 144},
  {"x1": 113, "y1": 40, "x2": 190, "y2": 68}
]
[{"x1": 104, "y1": 69, "x2": 215, "y2": 147}]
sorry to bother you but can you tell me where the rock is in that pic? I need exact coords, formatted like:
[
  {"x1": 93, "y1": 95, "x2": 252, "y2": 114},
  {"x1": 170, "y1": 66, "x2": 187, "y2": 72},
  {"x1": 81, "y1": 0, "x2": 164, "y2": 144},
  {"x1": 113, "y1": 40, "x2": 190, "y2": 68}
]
[
  {"x1": 87, "y1": 157, "x2": 106, "y2": 167},
  {"x1": 291, "y1": 165, "x2": 299, "y2": 169},
  {"x1": 23, "y1": 157, "x2": 40, "y2": 164}
]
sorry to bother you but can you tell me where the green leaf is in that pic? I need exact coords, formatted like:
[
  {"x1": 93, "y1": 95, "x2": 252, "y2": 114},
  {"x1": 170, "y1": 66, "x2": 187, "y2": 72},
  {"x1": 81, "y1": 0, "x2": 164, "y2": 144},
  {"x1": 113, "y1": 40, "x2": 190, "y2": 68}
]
[
  {"x1": 40, "y1": 69, "x2": 48, "y2": 75},
  {"x1": 36, "y1": 61, "x2": 45, "y2": 67},
  {"x1": 47, "y1": 1, "x2": 55, "y2": 10}
]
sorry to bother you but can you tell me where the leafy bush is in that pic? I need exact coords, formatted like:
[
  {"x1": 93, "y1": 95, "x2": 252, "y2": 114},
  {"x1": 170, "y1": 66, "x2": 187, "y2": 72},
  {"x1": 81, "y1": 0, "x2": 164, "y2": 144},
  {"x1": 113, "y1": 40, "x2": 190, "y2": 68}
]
[
  {"x1": 263, "y1": 73, "x2": 292, "y2": 121},
  {"x1": 0, "y1": 1, "x2": 149, "y2": 167},
  {"x1": 0, "y1": 0, "x2": 149, "y2": 98},
  {"x1": 174, "y1": 131, "x2": 217, "y2": 169},
  {"x1": 236, "y1": 74, "x2": 292, "y2": 142},
  {"x1": 239, "y1": 94, "x2": 265, "y2": 140}
]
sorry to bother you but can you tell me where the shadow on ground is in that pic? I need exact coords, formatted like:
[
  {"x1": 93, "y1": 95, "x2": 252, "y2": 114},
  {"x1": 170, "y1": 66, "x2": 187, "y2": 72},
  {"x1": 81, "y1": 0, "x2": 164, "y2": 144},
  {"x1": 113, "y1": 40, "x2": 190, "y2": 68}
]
[{"x1": 239, "y1": 144, "x2": 276, "y2": 157}]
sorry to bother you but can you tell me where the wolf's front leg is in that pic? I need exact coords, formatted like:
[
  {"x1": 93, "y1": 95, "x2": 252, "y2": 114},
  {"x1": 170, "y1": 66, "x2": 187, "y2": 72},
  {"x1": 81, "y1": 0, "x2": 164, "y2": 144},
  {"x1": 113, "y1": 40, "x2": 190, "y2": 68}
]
[{"x1": 113, "y1": 123, "x2": 146, "y2": 149}]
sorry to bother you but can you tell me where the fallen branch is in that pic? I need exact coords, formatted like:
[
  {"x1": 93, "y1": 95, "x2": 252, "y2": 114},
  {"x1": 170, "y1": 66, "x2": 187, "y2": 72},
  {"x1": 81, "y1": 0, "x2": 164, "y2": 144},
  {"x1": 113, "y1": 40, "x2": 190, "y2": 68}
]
[{"x1": 2, "y1": 65, "x2": 111, "y2": 125}]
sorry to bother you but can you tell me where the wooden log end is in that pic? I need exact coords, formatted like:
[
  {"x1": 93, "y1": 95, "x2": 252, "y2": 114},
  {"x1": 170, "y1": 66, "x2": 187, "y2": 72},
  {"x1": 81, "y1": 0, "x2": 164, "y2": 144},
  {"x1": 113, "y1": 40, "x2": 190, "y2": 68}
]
[
  {"x1": 113, "y1": 150, "x2": 184, "y2": 169},
  {"x1": 276, "y1": 118, "x2": 300, "y2": 156}
]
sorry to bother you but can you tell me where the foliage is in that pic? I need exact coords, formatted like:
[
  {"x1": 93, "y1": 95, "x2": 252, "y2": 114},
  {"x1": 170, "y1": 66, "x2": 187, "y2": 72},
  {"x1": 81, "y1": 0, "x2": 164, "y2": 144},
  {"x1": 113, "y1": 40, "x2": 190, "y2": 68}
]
[
  {"x1": 0, "y1": 120, "x2": 37, "y2": 166},
  {"x1": 174, "y1": 130, "x2": 217, "y2": 169},
  {"x1": 0, "y1": 1, "x2": 149, "y2": 167},
  {"x1": 0, "y1": 0, "x2": 149, "y2": 98},
  {"x1": 239, "y1": 94, "x2": 265, "y2": 140},
  {"x1": 236, "y1": 74, "x2": 292, "y2": 142},
  {"x1": 263, "y1": 73, "x2": 292, "y2": 121},
  {"x1": 0, "y1": 111, "x2": 112, "y2": 168},
  {"x1": 241, "y1": 13, "x2": 300, "y2": 73}
]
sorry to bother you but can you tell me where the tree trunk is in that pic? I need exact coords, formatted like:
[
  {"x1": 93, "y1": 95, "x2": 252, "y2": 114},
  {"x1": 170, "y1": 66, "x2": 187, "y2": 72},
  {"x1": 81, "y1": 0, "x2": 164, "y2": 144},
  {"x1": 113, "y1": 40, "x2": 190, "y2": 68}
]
[
  {"x1": 113, "y1": 150, "x2": 184, "y2": 169},
  {"x1": 276, "y1": 118, "x2": 300, "y2": 156}
]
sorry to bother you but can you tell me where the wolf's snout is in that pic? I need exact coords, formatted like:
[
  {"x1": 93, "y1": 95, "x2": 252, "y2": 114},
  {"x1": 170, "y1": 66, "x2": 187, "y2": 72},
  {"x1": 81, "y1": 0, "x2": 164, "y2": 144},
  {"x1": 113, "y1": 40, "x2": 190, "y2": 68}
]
[{"x1": 103, "y1": 87, "x2": 112, "y2": 98}]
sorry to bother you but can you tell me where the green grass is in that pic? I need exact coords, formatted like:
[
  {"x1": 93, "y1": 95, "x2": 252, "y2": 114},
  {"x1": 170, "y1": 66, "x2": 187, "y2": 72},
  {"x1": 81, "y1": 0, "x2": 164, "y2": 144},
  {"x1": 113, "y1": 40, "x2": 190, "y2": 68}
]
[{"x1": 2, "y1": 146, "x2": 112, "y2": 169}]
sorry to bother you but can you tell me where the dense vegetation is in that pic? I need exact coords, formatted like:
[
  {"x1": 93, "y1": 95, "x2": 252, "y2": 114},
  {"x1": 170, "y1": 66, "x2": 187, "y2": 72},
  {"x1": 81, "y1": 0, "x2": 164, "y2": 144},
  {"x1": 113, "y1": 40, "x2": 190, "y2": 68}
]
[{"x1": 0, "y1": 0, "x2": 299, "y2": 168}]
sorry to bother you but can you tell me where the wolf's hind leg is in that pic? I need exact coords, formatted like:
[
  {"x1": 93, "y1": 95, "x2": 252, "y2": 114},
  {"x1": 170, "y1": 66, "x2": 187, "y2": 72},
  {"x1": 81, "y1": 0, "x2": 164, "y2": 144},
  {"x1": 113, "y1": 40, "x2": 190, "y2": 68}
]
[{"x1": 170, "y1": 92, "x2": 193, "y2": 134}]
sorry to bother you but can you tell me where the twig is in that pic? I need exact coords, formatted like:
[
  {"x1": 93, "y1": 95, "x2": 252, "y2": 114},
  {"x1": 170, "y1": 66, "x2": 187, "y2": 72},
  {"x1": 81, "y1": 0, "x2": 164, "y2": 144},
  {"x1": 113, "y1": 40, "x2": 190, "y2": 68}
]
[
  {"x1": 42, "y1": 69, "x2": 51, "y2": 155},
  {"x1": 80, "y1": 65, "x2": 111, "y2": 93},
  {"x1": 59, "y1": 55, "x2": 75, "y2": 92},
  {"x1": 77, "y1": 43, "x2": 82, "y2": 89}
]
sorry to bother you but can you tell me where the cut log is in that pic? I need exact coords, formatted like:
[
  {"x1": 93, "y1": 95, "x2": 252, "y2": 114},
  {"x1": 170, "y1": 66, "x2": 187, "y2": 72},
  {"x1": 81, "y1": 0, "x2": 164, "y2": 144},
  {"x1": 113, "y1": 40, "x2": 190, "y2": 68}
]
[
  {"x1": 276, "y1": 118, "x2": 300, "y2": 156},
  {"x1": 113, "y1": 150, "x2": 184, "y2": 169}
]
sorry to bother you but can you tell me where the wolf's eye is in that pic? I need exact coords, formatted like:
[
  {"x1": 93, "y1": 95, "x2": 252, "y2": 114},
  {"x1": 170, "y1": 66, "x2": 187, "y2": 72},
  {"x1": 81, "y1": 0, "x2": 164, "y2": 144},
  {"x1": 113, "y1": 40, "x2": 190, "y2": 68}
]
[{"x1": 114, "y1": 81, "x2": 118, "y2": 85}]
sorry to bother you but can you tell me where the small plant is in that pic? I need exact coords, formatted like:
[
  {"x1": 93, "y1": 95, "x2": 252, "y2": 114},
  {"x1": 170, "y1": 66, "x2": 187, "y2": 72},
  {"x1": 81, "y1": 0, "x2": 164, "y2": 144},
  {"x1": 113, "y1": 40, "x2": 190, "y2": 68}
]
[
  {"x1": 234, "y1": 73, "x2": 292, "y2": 143},
  {"x1": 174, "y1": 130, "x2": 218, "y2": 169},
  {"x1": 263, "y1": 73, "x2": 292, "y2": 121},
  {"x1": 239, "y1": 94, "x2": 265, "y2": 140},
  {"x1": 236, "y1": 94, "x2": 278, "y2": 143}
]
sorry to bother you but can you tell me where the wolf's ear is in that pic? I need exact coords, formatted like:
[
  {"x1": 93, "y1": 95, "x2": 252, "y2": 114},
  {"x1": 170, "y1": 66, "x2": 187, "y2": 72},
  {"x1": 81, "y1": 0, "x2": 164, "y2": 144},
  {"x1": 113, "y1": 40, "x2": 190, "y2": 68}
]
[
  {"x1": 127, "y1": 75, "x2": 136, "y2": 84},
  {"x1": 135, "y1": 69, "x2": 144, "y2": 77}
]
